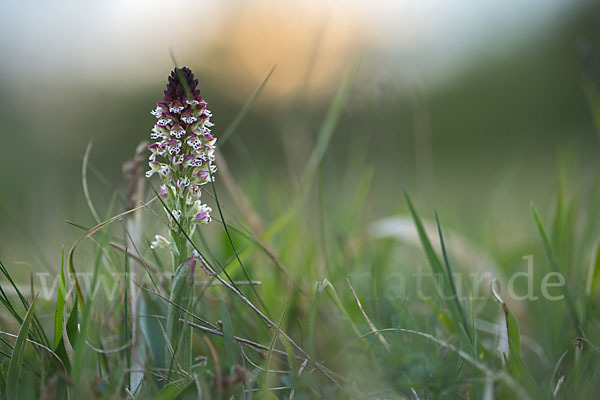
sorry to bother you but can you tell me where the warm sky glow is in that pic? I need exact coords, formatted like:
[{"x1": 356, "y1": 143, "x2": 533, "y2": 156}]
[{"x1": 0, "y1": 0, "x2": 588, "y2": 98}]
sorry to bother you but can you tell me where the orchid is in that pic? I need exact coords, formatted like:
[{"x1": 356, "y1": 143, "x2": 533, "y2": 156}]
[{"x1": 146, "y1": 67, "x2": 216, "y2": 265}]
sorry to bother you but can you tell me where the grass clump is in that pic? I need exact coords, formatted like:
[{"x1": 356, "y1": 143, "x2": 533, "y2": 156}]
[{"x1": 1, "y1": 61, "x2": 600, "y2": 400}]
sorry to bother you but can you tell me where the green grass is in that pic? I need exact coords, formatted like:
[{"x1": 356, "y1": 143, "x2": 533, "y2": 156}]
[{"x1": 1, "y1": 64, "x2": 600, "y2": 400}]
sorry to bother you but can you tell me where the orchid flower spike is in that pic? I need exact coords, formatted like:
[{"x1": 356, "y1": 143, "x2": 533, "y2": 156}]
[{"x1": 146, "y1": 67, "x2": 216, "y2": 241}]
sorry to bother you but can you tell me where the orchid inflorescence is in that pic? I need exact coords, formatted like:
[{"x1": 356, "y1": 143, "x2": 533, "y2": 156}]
[{"x1": 146, "y1": 67, "x2": 216, "y2": 251}]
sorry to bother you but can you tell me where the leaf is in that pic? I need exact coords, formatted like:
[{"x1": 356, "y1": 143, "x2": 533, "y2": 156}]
[
  {"x1": 531, "y1": 202, "x2": 583, "y2": 336},
  {"x1": 156, "y1": 379, "x2": 192, "y2": 400},
  {"x1": 54, "y1": 247, "x2": 66, "y2": 348},
  {"x1": 436, "y1": 212, "x2": 472, "y2": 343},
  {"x1": 71, "y1": 209, "x2": 111, "y2": 382},
  {"x1": 54, "y1": 298, "x2": 78, "y2": 370},
  {"x1": 220, "y1": 299, "x2": 237, "y2": 369},
  {"x1": 548, "y1": 351, "x2": 568, "y2": 399},
  {"x1": 491, "y1": 282, "x2": 540, "y2": 398},
  {"x1": 166, "y1": 257, "x2": 196, "y2": 374},
  {"x1": 319, "y1": 279, "x2": 361, "y2": 338},
  {"x1": 6, "y1": 295, "x2": 38, "y2": 400},
  {"x1": 404, "y1": 192, "x2": 471, "y2": 342},
  {"x1": 504, "y1": 307, "x2": 539, "y2": 397},
  {"x1": 139, "y1": 290, "x2": 167, "y2": 371},
  {"x1": 63, "y1": 298, "x2": 78, "y2": 363},
  {"x1": 585, "y1": 238, "x2": 600, "y2": 297},
  {"x1": 209, "y1": 178, "x2": 269, "y2": 315},
  {"x1": 0, "y1": 262, "x2": 49, "y2": 347}
]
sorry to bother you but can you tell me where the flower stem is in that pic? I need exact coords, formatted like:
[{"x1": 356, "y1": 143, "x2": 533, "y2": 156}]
[{"x1": 171, "y1": 229, "x2": 189, "y2": 269}]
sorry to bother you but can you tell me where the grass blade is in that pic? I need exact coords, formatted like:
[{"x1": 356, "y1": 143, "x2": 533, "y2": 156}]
[
  {"x1": 318, "y1": 279, "x2": 361, "y2": 338},
  {"x1": 301, "y1": 59, "x2": 359, "y2": 188},
  {"x1": 586, "y1": 238, "x2": 600, "y2": 297},
  {"x1": 435, "y1": 212, "x2": 472, "y2": 342},
  {"x1": 0, "y1": 261, "x2": 49, "y2": 347},
  {"x1": 220, "y1": 65, "x2": 277, "y2": 146},
  {"x1": 209, "y1": 177, "x2": 270, "y2": 315},
  {"x1": 491, "y1": 281, "x2": 540, "y2": 398},
  {"x1": 531, "y1": 202, "x2": 583, "y2": 336},
  {"x1": 82, "y1": 140, "x2": 101, "y2": 224},
  {"x1": 404, "y1": 191, "x2": 471, "y2": 342},
  {"x1": 6, "y1": 295, "x2": 38, "y2": 400},
  {"x1": 220, "y1": 299, "x2": 237, "y2": 369},
  {"x1": 54, "y1": 247, "x2": 66, "y2": 348},
  {"x1": 71, "y1": 200, "x2": 113, "y2": 382},
  {"x1": 139, "y1": 290, "x2": 167, "y2": 371}
]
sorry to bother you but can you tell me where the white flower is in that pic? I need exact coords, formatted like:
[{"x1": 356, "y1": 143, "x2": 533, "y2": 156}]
[{"x1": 150, "y1": 234, "x2": 170, "y2": 249}]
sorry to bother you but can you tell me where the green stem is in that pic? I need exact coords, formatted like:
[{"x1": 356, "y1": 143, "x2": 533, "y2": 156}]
[{"x1": 171, "y1": 229, "x2": 189, "y2": 269}]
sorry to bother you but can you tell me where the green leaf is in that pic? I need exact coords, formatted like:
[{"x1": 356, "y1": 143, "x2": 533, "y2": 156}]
[
  {"x1": 492, "y1": 282, "x2": 540, "y2": 398},
  {"x1": 6, "y1": 295, "x2": 38, "y2": 400},
  {"x1": 71, "y1": 207, "x2": 111, "y2": 382},
  {"x1": 54, "y1": 247, "x2": 66, "y2": 348},
  {"x1": 166, "y1": 257, "x2": 196, "y2": 374},
  {"x1": 586, "y1": 239, "x2": 600, "y2": 298},
  {"x1": 66, "y1": 298, "x2": 79, "y2": 342},
  {"x1": 139, "y1": 290, "x2": 167, "y2": 371},
  {"x1": 531, "y1": 202, "x2": 583, "y2": 336},
  {"x1": 54, "y1": 297, "x2": 78, "y2": 371},
  {"x1": 0, "y1": 262, "x2": 49, "y2": 347},
  {"x1": 548, "y1": 350, "x2": 568, "y2": 399},
  {"x1": 319, "y1": 279, "x2": 361, "y2": 338},
  {"x1": 404, "y1": 191, "x2": 471, "y2": 342},
  {"x1": 504, "y1": 306, "x2": 539, "y2": 397},
  {"x1": 156, "y1": 379, "x2": 192, "y2": 400},
  {"x1": 436, "y1": 212, "x2": 472, "y2": 343},
  {"x1": 220, "y1": 299, "x2": 237, "y2": 369}
]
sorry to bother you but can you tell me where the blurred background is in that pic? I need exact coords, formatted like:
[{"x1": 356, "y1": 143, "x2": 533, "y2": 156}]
[{"x1": 1, "y1": 0, "x2": 600, "y2": 273}]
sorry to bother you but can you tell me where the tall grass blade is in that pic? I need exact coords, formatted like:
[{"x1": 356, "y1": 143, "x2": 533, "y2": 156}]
[
  {"x1": 531, "y1": 202, "x2": 583, "y2": 336},
  {"x1": 139, "y1": 290, "x2": 167, "y2": 371},
  {"x1": 301, "y1": 59, "x2": 359, "y2": 188},
  {"x1": 6, "y1": 295, "x2": 38, "y2": 400},
  {"x1": 220, "y1": 299, "x2": 237, "y2": 369},
  {"x1": 404, "y1": 191, "x2": 471, "y2": 342},
  {"x1": 435, "y1": 212, "x2": 472, "y2": 342},
  {"x1": 71, "y1": 207, "x2": 111, "y2": 382},
  {"x1": 0, "y1": 261, "x2": 49, "y2": 346},
  {"x1": 54, "y1": 247, "x2": 66, "y2": 348},
  {"x1": 209, "y1": 178, "x2": 270, "y2": 315},
  {"x1": 82, "y1": 140, "x2": 101, "y2": 224},
  {"x1": 220, "y1": 65, "x2": 277, "y2": 146}
]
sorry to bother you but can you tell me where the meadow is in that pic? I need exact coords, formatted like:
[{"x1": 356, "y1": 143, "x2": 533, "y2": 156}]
[
  {"x1": 0, "y1": 58, "x2": 599, "y2": 399},
  {"x1": 1, "y1": 4, "x2": 600, "y2": 397}
]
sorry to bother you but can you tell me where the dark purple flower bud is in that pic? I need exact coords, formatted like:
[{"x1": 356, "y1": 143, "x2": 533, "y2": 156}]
[{"x1": 164, "y1": 67, "x2": 201, "y2": 102}]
